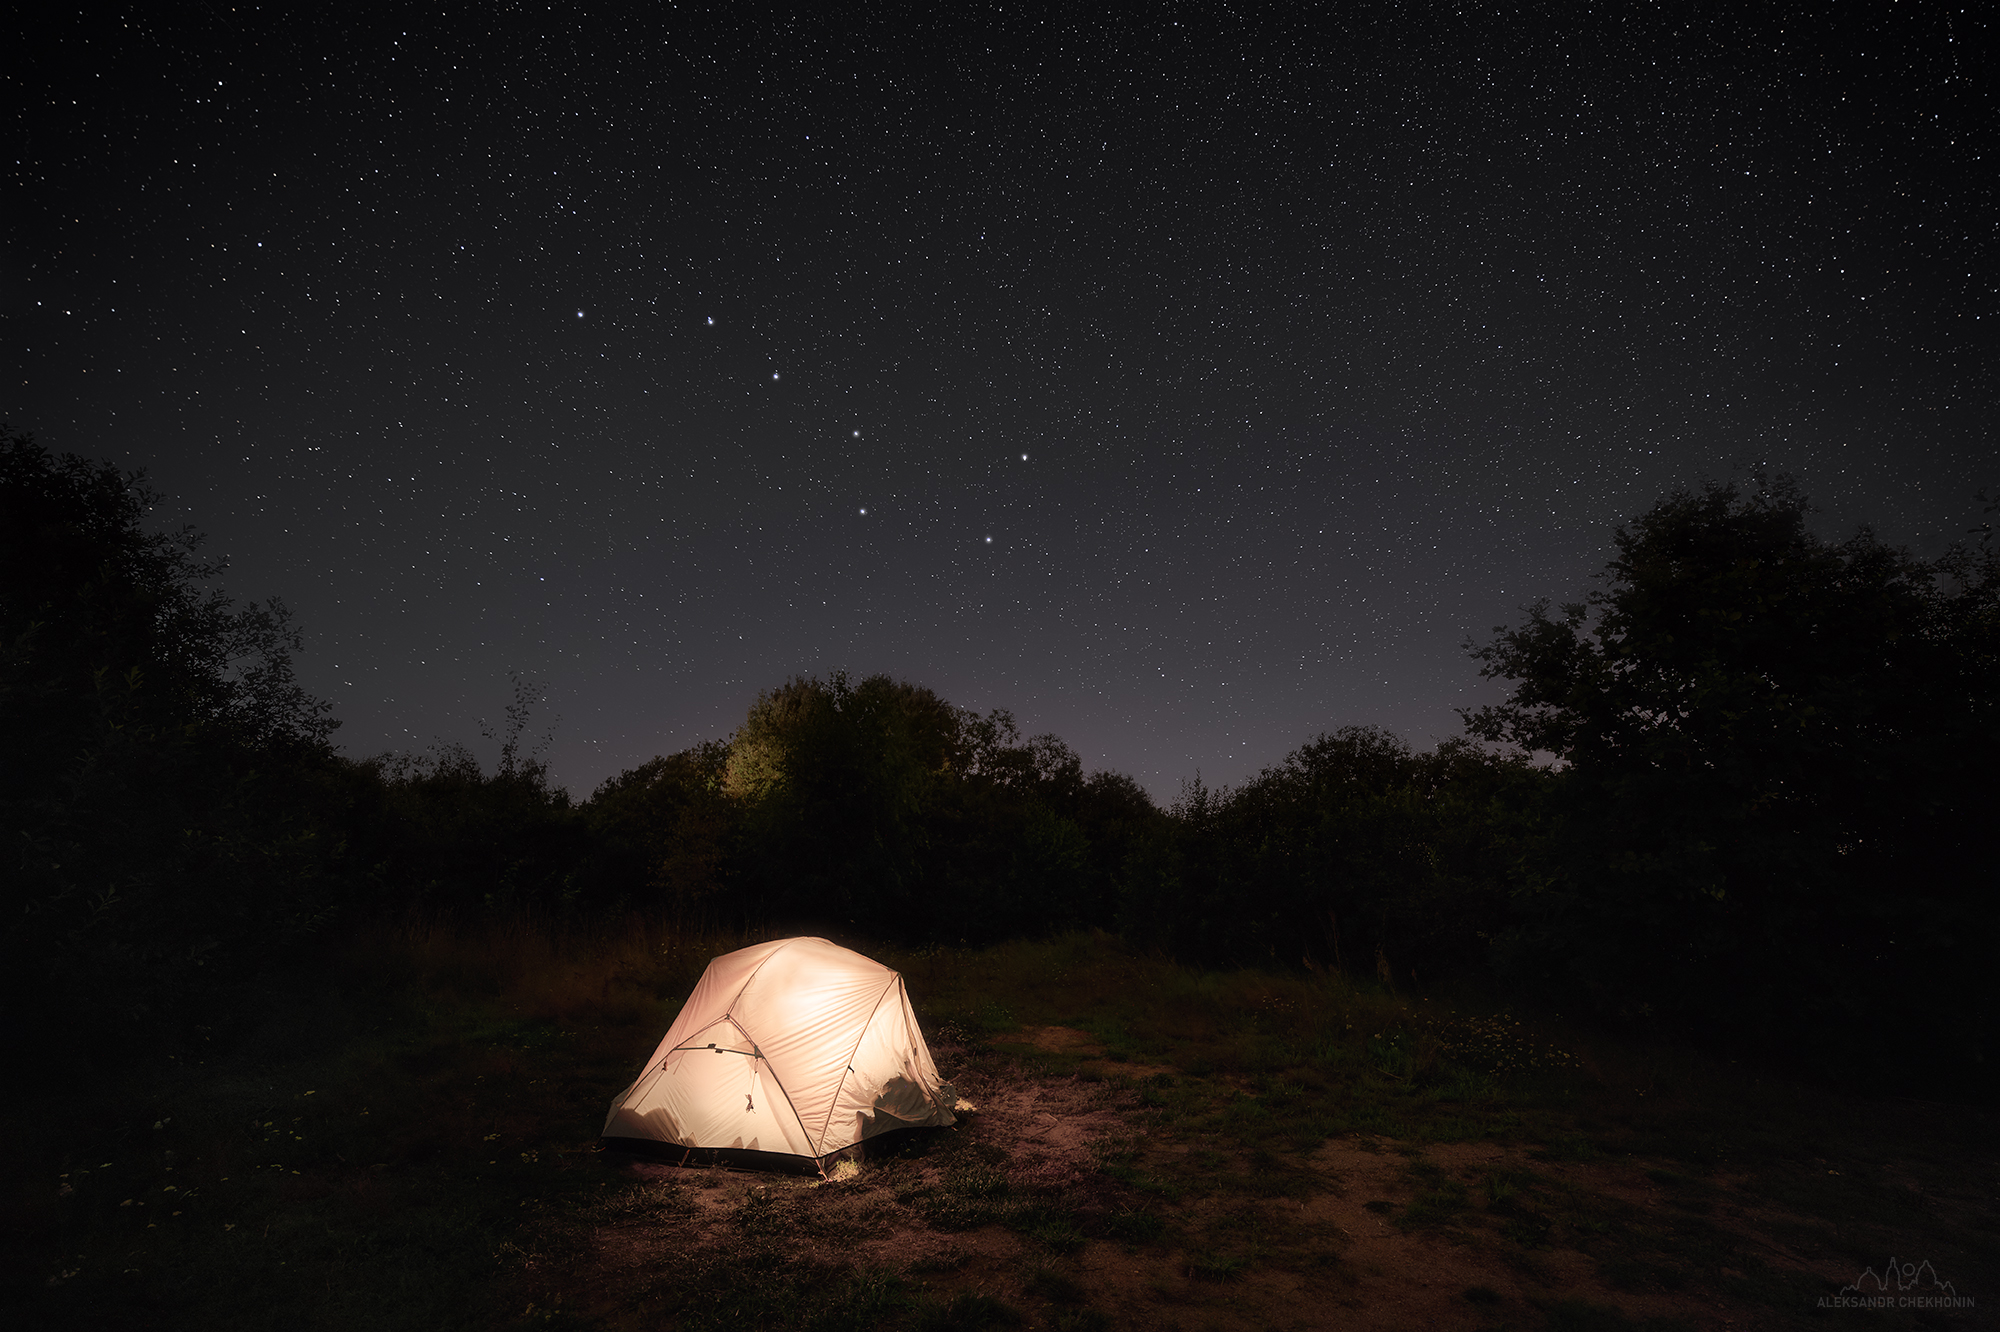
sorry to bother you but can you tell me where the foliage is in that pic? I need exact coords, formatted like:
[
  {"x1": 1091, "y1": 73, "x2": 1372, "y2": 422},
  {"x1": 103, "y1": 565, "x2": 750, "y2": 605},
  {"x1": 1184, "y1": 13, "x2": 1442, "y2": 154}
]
[
  {"x1": 338, "y1": 740, "x2": 583, "y2": 916},
  {"x1": 1464, "y1": 478, "x2": 2000, "y2": 1072},
  {"x1": 712, "y1": 672, "x2": 1150, "y2": 943},
  {"x1": 1122, "y1": 728, "x2": 1546, "y2": 979},
  {"x1": 0, "y1": 432, "x2": 346, "y2": 1059},
  {"x1": 727, "y1": 673, "x2": 959, "y2": 931},
  {"x1": 584, "y1": 738, "x2": 736, "y2": 926},
  {"x1": 0, "y1": 432, "x2": 336, "y2": 755},
  {"x1": 11, "y1": 430, "x2": 1992, "y2": 1093}
]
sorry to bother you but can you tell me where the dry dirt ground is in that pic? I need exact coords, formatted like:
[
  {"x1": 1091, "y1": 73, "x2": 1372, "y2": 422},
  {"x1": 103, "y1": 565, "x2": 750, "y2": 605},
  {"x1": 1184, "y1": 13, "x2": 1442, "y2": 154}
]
[{"x1": 566, "y1": 1027, "x2": 1980, "y2": 1330}]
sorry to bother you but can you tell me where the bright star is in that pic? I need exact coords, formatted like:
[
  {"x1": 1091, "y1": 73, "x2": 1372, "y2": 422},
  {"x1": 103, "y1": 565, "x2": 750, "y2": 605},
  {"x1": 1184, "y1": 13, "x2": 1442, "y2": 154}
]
[
  {"x1": 985, "y1": 536, "x2": 993, "y2": 543},
  {"x1": 576, "y1": 310, "x2": 584, "y2": 318},
  {"x1": 860, "y1": 507, "x2": 867, "y2": 514},
  {"x1": 706, "y1": 316, "x2": 714, "y2": 325},
  {"x1": 772, "y1": 372, "x2": 780, "y2": 380}
]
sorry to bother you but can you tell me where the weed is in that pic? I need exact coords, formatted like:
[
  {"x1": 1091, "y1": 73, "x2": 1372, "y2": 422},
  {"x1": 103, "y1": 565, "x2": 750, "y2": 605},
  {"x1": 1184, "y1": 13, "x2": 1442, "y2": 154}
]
[
  {"x1": 1024, "y1": 1265, "x2": 1088, "y2": 1305},
  {"x1": 905, "y1": 1249, "x2": 968, "y2": 1274},
  {"x1": 1009, "y1": 1202, "x2": 1087, "y2": 1254},
  {"x1": 1398, "y1": 1180, "x2": 1468, "y2": 1229},
  {"x1": 1050, "y1": 1310, "x2": 1110, "y2": 1332},
  {"x1": 1501, "y1": 1209, "x2": 1555, "y2": 1248},
  {"x1": 1117, "y1": 1171, "x2": 1184, "y2": 1202},
  {"x1": 975, "y1": 1003, "x2": 1017, "y2": 1034},
  {"x1": 1440, "y1": 1015, "x2": 1585, "y2": 1081},
  {"x1": 1105, "y1": 1205, "x2": 1165, "y2": 1244},
  {"x1": 912, "y1": 1166, "x2": 1008, "y2": 1231},
  {"x1": 910, "y1": 1291, "x2": 1022, "y2": 1330},
  {"x1": 1184, "y1": 1249, "x2": 1248, "y2": 1282}
]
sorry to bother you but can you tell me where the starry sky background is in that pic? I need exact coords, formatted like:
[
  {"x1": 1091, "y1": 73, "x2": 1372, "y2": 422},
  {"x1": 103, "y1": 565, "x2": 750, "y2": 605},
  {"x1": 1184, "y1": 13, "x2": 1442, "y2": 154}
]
[{"x1": 9, "y1": 3, "x2": 1994, "y2": 800}]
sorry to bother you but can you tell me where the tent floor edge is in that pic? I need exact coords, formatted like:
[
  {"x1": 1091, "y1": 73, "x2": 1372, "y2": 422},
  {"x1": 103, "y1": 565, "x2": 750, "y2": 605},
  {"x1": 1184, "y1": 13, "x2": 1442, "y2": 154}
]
[{"x1": 598, "y1": 1136, "x2": 823, "y2": 1177}]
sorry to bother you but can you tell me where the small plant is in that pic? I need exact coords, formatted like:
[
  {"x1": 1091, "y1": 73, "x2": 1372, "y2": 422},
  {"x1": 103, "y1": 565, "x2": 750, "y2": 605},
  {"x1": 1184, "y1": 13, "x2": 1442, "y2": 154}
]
[
  {"x1": 1438, "y1": 1014, "x2": 1585, "y2": 1080},
  {"x1": 1051, "y1": 1309, "x2": 1110, "y2": 1332},
  {"x1": 1486, "y1": 1170, "x2": 1538, "y2": 1207},
  {"x1": 911, "y1": 1291, "x2": 1022, "y2": 1330},
  {"x1": 1397, "y1": 1180, "x2": 1467, "y2": 1229},
  {"x1": 908, "y1": 1164, "x2": 1012, "y2": 1231},
  {"x1": 1185, "y1": 1250, "x2": 1247, "y2": 1282},
  {"x1": 1502, "y1": 1209, "x2": 1554, "y2": 1248},
  {"x1": 1009, "y1": 1204, "x2": 1087, "y2": 1255},
  {"x1": 975, "y1": 1002, "x2": 1017, "y2": 1034},
  {"x1": 733, "y1": 1189, "x2": 792, "y2": 1237},
  {"x1": 1024, "y1": 1265, "x2": 1087, "y2": 1305},
  {"x1": 905, "y1": 1249, "x2": 968, "y2": 1274},
  {"x1": 926, "y1": 1019, "x2": 974, "y2": 1049},
  {"x1": 1105, "y1": 1205, "x2": 1165, "y2": 1244}
]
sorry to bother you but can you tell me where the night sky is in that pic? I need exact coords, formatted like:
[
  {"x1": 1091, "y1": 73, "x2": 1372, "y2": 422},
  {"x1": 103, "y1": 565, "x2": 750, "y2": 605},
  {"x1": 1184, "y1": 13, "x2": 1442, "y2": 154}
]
[{"x1": 10, "y1": 5, "x2": 1993, "y2": 799}]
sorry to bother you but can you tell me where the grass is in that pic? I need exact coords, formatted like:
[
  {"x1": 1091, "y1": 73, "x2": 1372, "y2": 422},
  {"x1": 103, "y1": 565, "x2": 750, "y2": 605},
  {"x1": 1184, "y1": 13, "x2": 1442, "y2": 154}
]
[{"x1": 6, "y1": 921, "x2": 1996, "y2": 1329}]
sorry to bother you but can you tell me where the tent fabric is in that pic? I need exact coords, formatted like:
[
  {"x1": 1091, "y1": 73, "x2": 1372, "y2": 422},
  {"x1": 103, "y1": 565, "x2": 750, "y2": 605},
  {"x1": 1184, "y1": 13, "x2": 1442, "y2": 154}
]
[{"x1": 602, "y1": 937, "x2": 957, "y2": 1167}]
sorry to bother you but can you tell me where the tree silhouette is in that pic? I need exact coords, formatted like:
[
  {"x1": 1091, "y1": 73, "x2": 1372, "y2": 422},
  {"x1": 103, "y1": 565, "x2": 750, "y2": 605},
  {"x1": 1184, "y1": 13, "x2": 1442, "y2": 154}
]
[
  {"x1": 1464, "y1": 478, "x2": 2000, "y2": 1070},
  {"x1": 1, "y1": 431, "x2": 343, "y2": 1059}
]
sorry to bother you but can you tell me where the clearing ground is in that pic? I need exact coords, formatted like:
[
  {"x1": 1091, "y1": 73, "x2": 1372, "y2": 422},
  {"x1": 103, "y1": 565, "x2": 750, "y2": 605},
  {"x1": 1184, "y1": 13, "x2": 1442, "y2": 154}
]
[
  {"x1": 10, "y1": 932, "x2": 1994, "y2": 1330},
  {"x1": 560, "y1": 1020, "x2": 1992, "y2": 1330}
]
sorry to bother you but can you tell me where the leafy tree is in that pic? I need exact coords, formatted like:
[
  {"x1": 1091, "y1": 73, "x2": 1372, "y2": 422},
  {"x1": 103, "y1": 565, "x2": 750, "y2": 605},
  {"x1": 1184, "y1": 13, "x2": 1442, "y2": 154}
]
[
  {"x1": 0, "y1": 432, "x2": 343, "y2": 1058},
  {"x1": 1063, "y1": 768, "x2": 1168, "y2": 929},
  {"x1": 920, "y1": 716, "x2": 1097, "y2": 943},
  {"x1": 589, "y1": 672, "x2": 1150, "y2": 942},
  {"x1": 585, "y1": 740, "x2": 736, "y2": 928},
  {"x1": 0, "y1": 432, "x2": 334, "y2": 757},
  {"x1": 1465, "y1": 478, "x2": 2000, "y2": 1073},
  {"x1": 726, "y1": 672, "x2": 954, "y2": 930},
  {"x1": 340, "y1": 739, "x2": 583, "y2": 916},
  {"x1": 1124, "y1": 729, "x2": 1544, "y2": 977}
]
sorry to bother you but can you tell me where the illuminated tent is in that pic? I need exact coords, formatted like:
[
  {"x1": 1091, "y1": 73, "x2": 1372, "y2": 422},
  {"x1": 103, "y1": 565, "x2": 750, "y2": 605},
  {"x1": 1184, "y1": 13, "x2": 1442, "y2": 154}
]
[{"x1": 602, "y1": 936, "x2": 958, "y2": 1172}]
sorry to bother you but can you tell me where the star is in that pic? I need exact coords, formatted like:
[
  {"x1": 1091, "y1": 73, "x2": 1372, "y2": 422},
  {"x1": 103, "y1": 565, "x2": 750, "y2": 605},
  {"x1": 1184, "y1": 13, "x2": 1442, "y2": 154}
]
[{"x1": 25, "y1": 5, "x2": 1974, "y2": 819}]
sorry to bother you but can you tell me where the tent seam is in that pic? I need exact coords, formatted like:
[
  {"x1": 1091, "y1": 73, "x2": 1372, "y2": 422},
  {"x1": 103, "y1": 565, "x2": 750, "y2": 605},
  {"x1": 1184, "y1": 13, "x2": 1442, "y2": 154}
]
[
  {"x1": 724, "y1": 937, "x2": 799, "y2": 1022},
  {"x1": 724, "y1": 1014, "x2": 816, "y2": 1159},
  {"x1": 814, "y1": 971, "x2": 901, "y2": 1153}
]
